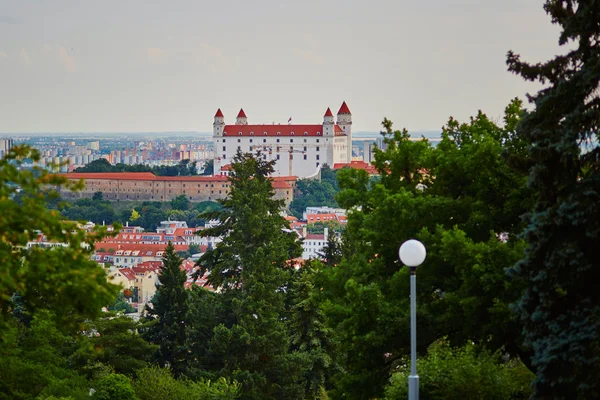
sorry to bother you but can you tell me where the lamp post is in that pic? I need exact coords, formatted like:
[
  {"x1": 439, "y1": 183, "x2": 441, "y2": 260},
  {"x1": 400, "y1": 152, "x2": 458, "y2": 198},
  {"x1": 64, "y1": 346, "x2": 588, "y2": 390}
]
[{"x1": 399, "y1": 239, "x2": 426, "y2": 400}]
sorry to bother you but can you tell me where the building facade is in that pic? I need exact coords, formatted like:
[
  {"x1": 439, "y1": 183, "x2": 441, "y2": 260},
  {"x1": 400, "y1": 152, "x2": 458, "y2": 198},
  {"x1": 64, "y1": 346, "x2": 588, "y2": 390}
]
[
  {"x1": 213, "y1": 102, "x2": 353, "y2": 178},
  {"x1": 58, "y1": 172, "x2": 296, "y2": 205}
]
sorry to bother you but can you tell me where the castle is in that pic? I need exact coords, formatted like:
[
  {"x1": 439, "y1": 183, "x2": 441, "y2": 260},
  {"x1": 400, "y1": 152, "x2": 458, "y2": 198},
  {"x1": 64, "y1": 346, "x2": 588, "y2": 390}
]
[{"x1": 213, "y1": 102, "x2": 353, "y2": 178}]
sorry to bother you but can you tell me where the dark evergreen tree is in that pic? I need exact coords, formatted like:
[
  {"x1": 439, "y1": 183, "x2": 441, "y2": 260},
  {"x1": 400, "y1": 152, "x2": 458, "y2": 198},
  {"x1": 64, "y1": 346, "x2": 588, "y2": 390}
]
[
  {"x1": 195, "y1": 151, "x2": 305, "y2": 399},
  {"x1": 288, "y1": 265, "x2": 338, "y2": 398},
  {"x1": 506, "y1": 1, "x2": 600, "y2": 398},
  {"x1": 145, "y1": 242, "x2": 188, "y2": 376}
]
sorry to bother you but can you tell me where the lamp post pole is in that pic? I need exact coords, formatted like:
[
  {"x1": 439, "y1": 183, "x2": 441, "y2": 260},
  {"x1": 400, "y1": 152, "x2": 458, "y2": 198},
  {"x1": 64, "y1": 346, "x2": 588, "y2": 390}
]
[
  {"x1": 409, "y1": 266, "x2": 418, "y2": 400},
  {"x1": 399, "y1": 239, "x2": 426, "y2": 400}
]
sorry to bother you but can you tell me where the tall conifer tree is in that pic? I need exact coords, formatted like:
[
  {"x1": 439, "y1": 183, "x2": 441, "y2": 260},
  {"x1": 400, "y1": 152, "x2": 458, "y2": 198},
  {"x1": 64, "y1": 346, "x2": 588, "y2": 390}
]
[
  {"x1": 145, "y1": 242, "x2": 188, "y2": 375},
  {"x1": 196, "y1": 151, "x2": 304, "y2": 399},
  {"x1": 507, "y1": 1, "x2": 600, "y2": 397}
]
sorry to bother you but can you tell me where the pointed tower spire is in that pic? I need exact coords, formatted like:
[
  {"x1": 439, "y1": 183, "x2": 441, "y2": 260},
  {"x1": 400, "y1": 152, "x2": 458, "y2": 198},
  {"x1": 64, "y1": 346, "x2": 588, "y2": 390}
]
[
  {"x1": 236, "y1": 108, "x2": 248, "y2": 125},
  {"x1": 324, "y1": 107, "x2": 333, "y2": 117},
  {"x1": 214, "y1": 108, "x2": 224, "y2": 118},
  {"x1": 337, "y1": 101, "x2": 351, "y2": 115}
]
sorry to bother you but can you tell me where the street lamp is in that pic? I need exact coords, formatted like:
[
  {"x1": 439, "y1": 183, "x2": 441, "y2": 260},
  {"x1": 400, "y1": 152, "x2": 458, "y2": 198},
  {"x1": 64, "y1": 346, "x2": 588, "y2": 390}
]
[{"x1": 399, "y1": 239, "x2": 426, "y2": 400}]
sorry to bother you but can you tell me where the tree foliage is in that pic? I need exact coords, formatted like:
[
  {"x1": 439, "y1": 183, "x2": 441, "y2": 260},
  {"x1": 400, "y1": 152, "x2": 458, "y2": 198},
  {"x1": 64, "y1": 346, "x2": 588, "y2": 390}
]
[
  {"x1": 194, "y1": 151, "x2": 307, "y2": 399},
  {"x1": 506, "y1": 1, "x2": 600, "y2": 397},
  {"x1": 0, "y1": 145, "x2": 120, "y2": 332},
  {"x1": 75, "y1": 158, "x2": 199, "y2": 176},
  {"x1": 316, "y1": 102, "x2": 533, "y2": 398},
  {"x1": 145, "y1": 242, "x2": 188, "y2": 375}
]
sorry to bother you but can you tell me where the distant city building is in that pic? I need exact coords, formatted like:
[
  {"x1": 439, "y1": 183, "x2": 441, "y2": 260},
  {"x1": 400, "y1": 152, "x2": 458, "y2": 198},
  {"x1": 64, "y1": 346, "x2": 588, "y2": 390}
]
[
  {"x1": 87, "y1": 141, "x2": 100, "y2": 151},
  {"x1": 0, "y1": 138, "x2": 14, "y2": 158},
  {"x1": 213, "y1": 102, "x2": 353, "y2": 178},
  {"x1": 301, "y1": 227, "x2": 329, "y2": 260}
]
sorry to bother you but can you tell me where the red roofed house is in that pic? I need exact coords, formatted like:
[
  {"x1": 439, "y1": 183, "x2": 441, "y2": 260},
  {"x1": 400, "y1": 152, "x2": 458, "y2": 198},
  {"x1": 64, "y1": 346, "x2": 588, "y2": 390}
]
[
  {"x1": 333, "y1": 160, "x2": 378, "y2": 176},
  {"x1": 213, "y1": 102, "x2": 353, "y2": 178}
]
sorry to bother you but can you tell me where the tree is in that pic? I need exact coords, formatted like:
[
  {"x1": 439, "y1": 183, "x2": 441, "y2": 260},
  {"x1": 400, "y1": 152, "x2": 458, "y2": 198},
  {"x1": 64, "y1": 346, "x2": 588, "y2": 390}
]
[
  {"x1": 195, "y1": 151, "x2": 305, "y2": 399},
  {"x1": 170, "y1": 194, "x2": 190, "y2": 211},
  {"x1": 93, "y1": 191, "x2": 104, "y2": 201},
  {"x1": 506, "y1": 1, "x2": 600, "y2": 397},
  {"x1": 384, "y1": 340, "x2": 533, "y2": 400},
  {"x1": 318, "y1": 106, "x2": 532, "y2": 399},
  {"x1": 92, "y1": 373, "x2": 136, "y2": 400},
  {"x1": 201, "y1": 159, "x2": 214, "y2": 176},
  {"x1": 0, "y1": 145, "x2": 120, "y2": 332},
  {"x1": 145, "y1": 242, "x2": 188, "y2": 376},
  {"x1": 72, "y1": 313, "x2": 157, "y2": 378}
]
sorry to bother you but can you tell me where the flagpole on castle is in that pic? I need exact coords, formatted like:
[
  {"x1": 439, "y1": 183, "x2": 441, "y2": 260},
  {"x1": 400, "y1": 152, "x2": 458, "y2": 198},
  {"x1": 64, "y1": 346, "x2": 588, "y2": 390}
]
[{"x1": 288, "y1": 117, "x2": 292, "y2": 125}]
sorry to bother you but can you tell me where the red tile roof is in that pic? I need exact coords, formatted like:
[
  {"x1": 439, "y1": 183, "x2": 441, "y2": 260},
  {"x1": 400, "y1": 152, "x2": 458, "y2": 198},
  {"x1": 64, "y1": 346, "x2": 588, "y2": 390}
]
[
  {"x1": 215, "y1": 108, "x2": 224, "y2": 118},
  {"x1": 237, "y1": 108, "x2": 247, "y2": 118},
  {"x1": 272, "y1": 180, "x2": 292, "y2": 189},
  {"x1": 223, "y1": 124, "x2": 323, "y2": 137},
  {"x1": 334, "y1": 125, "x2": 345, "y2": 136},
  {"x1": 337, "y1": 101, "x2": 351, "y2": 115},
  {"x1": 117, "y1": 268, "x2": 136, "y2": 281},
  {"x1": 61, "y1": 172, "x2": 298, "y2": 184},
  {"x1": 306, "y1": 234, "x2": 326, "y2": 240},
  {"x1": 324, "y1": 107, "x2": 333, "y2": 117},
  {"x1": 333, "y1": 160, "x2": 377, "y2": 175},
  {"x1": 306, "y1": 213, "x2": 338, "y2": 223},
  {"x1": 220, "y1": 164, "x2": 233, "y2": 171}
]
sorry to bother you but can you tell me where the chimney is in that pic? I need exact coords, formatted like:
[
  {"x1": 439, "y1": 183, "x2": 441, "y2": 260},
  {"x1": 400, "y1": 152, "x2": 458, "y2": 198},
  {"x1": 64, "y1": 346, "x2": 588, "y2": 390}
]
[
  {"x1": 324, "y1": 227, "x2": 329, "y2": 242},
  {"x1": 302, "y1": 226, "x2": 307, "y2": 238}
]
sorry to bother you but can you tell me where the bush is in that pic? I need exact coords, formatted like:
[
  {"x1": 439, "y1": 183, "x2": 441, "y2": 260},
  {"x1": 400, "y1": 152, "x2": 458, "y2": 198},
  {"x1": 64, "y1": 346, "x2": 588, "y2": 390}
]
[
  {"x1": 384, "y1": 340, "x2": 534, "y2": 400},
  {"x1": 133, "y1": 366, "x2": 240, "y2": 400},
  {"x1": 92, "y1": 374, "x2": 136, "y2": 400}
]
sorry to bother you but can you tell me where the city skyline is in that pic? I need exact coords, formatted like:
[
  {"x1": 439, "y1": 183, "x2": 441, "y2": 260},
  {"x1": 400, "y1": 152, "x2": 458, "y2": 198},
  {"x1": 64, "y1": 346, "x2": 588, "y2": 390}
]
[{"x1": 1, "y1": 0, "x2": 563, "y2": 133}]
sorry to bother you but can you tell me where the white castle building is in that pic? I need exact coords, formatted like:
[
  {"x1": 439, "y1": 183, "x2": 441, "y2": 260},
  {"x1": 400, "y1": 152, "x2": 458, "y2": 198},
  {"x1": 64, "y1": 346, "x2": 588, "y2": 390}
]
[{"x1": 213, "y1": 102, "x2": 352, "y2": 178}]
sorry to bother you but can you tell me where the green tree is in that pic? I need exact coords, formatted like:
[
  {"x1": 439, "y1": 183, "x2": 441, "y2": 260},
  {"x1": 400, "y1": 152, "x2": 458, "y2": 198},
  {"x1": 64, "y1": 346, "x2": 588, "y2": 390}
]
[
  {"x1": 289, "y1": 264, "x2": 338, "y2": 398},
  {"x1": 196, "y1": 151, "x2": 305, "y2": 399},
  {"x1": 72, "y1": 313, "x2": 157, "y2": 377},
  {"x1": 92, "y1": 373, "x2": 136, "y2": 400},
  {"x1": 384, "y1": 340, "x2": 533, "y2": 400},
  {"x1": 201, "y1": 159, "x2": 215, "y2": 176},
  {"x1": 145, "y1": 242, "x2": 188, "y2": 375},
  {"x1": 108, "y1": 292, "x2": 136, "y2": 313},
  {"x1": 319, "y1": 105, "x2": 532, "y2": 399},
  {"x1": 171, "y1": 194, "x2": 191, "y2": 211},
  {"x1": 506, "y1": 1, "x2": 600, "y2": 397},
  {"x1": 0, "y1": 145, "x2": 120, "y2": 332}
]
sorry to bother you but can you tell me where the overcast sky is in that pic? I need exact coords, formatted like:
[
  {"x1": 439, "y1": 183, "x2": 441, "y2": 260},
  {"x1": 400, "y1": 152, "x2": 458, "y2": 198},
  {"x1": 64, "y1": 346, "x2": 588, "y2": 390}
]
[{"x1": 0, "y1": 0, "x2": 563, "y2": 133}]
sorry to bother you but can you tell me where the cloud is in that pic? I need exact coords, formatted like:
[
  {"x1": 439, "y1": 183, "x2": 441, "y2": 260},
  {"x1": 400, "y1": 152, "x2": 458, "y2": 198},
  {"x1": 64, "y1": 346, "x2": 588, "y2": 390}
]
[
  {"x1": 0, "y1": 16, "x2": 18, "y2": 24},
  {"x1": 58, "y1": 47, "x2": 77, "y2": 72},
  {"x1": 292, "y1": 48, "x2": 325, "y2": 65},
  {"x1": 146, "y1": 47, "x2": 165, "y2": 61}
]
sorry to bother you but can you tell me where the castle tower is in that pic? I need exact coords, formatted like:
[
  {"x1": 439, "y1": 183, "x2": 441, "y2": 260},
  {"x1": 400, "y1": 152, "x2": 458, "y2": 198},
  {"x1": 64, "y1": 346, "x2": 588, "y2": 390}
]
[
  {"x1": 236, "y1": 108, "x2": 248, "y2": 125},
  {"x1": 337, "y1": 101, "x2": 352, "y2": 161},
  {"x1": 322, "y1": 107, "x2": 334, "y2": 136},
  {"x1": 213, "y1": 109, "x2": 225, "y2": 175},
  {"x1": 213, "y1": 108, "x2": 225, "y2": 136}
]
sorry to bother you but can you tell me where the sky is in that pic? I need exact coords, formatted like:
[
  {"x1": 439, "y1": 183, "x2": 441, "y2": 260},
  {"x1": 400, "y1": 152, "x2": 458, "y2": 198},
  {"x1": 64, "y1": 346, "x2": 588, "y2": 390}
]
[{"x1": 0, "y1": 0, "x2": 564, "y2": 134}]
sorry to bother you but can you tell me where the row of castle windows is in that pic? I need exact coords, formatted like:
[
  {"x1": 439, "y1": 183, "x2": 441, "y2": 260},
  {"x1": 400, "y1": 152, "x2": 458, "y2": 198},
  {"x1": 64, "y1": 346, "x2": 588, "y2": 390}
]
[{"x1": 226, "y1": 131, "x2": 321, "y2": 136}]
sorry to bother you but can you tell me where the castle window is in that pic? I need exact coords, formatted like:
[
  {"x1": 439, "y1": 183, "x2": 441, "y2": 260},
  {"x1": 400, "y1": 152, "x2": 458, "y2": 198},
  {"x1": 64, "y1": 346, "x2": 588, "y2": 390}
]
[
  {"x1": 317, "y1": 132, "x2": 321, "y2": 135},
  {"x1": 316, "y1": 147, "x2": 320, "y2": 151},
  {"x1": 291, "y1": 132, "x2": 294, "y2": 135},
  {"x1": 277, "y1": 138, "x2": 280, "y2": 143},
  {"x1": 277, "y1": 132, "x2": 280, "y2": 136},
  {"x1": 223, "y1": 146, "x2": 226, "y2": 151},
  {"x1": 237, "y1": 138, "x2": 241, "y2": 143},
  {"x1": 237, "y1": 146, "x2": 241, "y2": 151},
  {"x1": 290, "y1": 139, "x2": 294, "y2": 143},
  {"x1": 304, "y1": 132, "x2": 308, "y2": 135},
  {"x1": 263, "y1": 139, "x2": 267, "y2": 143},
  {"x1": 316, "y1": 162, "x2": 320, "y2": 167},
  {"x1": 249, "y1": 139, "x2": 253, "y2": 143},
  {"x1": 303, "y1": 146, "x2": 307, "y2": 151},
  {"x1": 238, "y1": 132, "x2": 242, "y2": 135},
  {"x1": 304, "y1": 154, "x2": 307, "y2": 160},
  {"x1": 304, "y1": 138, "x2": 307, "y2": 143},
  {"x1": 250, "y1": 132, "x2": 254, "y2": 135},
  {"x1": 316, "y1": 139, "x2": 320, "y2": 143},
  {"x1": 264, "y1": 132, "x2": 267, "y2": 135},
  {"x1": 316, "y1": 155, "x2": 320, "y2": 160},
  {"x1": 277, "y1": 155, "x2": 280, "y2": 160}
]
